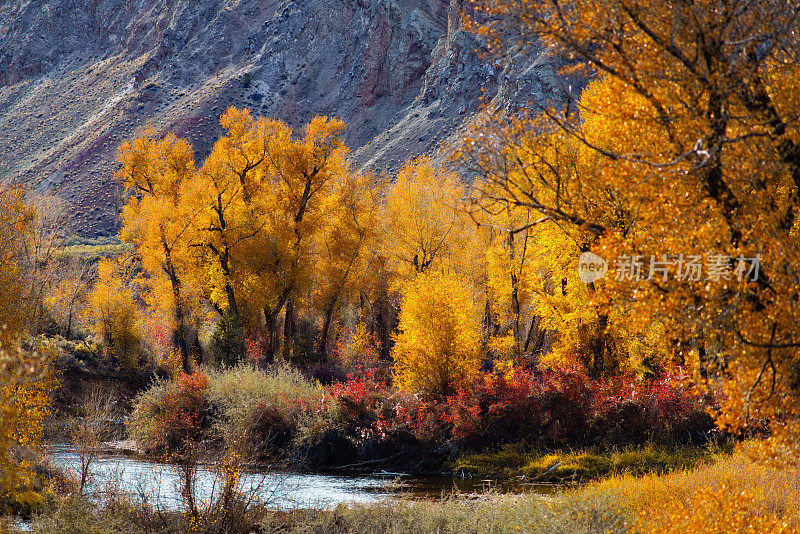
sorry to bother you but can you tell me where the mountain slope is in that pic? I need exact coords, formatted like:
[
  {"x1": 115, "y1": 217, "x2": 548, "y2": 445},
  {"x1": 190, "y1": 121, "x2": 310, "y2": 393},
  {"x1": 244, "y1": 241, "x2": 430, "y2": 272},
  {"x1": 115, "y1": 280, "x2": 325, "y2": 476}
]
[{"x1": 0, "y1": 0, "x2": 568, "y2": 236}]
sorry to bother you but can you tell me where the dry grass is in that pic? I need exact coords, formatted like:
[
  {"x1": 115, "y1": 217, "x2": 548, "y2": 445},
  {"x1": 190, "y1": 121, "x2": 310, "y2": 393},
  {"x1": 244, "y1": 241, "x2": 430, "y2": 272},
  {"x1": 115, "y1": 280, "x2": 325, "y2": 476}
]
[{"x1": 590, "y1": 452, "x2": 800, "y2": 533}]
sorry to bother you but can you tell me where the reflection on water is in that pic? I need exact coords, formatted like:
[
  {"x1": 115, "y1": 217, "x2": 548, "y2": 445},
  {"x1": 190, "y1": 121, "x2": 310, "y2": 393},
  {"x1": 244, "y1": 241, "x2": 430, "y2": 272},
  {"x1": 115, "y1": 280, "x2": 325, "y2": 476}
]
[{"x1": 46, "y1": 446, "x2": 559, "y2": 512}]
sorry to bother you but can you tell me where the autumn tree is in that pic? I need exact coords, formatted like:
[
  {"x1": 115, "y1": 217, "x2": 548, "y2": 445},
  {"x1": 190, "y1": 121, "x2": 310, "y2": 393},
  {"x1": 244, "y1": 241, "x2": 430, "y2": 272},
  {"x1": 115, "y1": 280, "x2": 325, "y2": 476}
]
[
  {"x1": 0, "y1": 188, "x2": 53, "y2": 506},
  {"x1": 185, "y1": 108, "x2": 351, "y2": 360},
  {"x1": 13, "y1": 194, "x2": 67, "y2": 333},
  {"x1": 393, "y1": 270, "x2": 482, "y2": 397},
  {"x1": 383, "y1": 156, "x2": 474, "y2": 279},
  {"x1": 46, "y1": 258, "x2": 91, "y2": 339},
  {"x1": 0, "y1": 342, "x2": 51, "y2": 507},
  {"x1": 88, "y1": 259, "x2": 142, "y2": 376},
  {"x1": 117, "y1": 130, "x2": 200, "y2": 373},
  {"x1": 474, "y1": 201, "x2": 541, "y2": 364},
  {"x1": 0, "y1": 189, "x2": 67, "y2": 338},
  {"x1": 367, "y1": 156, "x2": 481, "y2": 362},
  {"x1": 464, "y1": 115, "x2": 671, "y2": 376},
  {"x1": 0, "y1": 188, "x2": 31, "y2": 347},
  {"x1": 311, "y1": 171, "x2": 382, "y2": 360},
  {"x1": 470, "y1": 0, "x2": 800, "y2": 451}
]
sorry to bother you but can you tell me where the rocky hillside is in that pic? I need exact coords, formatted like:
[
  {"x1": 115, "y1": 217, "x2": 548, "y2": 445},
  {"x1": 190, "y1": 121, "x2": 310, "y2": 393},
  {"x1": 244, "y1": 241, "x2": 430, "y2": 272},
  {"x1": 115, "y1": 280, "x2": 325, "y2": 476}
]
[{"x1": 0, "y1": 0, "x2": 571, "y2": 237}]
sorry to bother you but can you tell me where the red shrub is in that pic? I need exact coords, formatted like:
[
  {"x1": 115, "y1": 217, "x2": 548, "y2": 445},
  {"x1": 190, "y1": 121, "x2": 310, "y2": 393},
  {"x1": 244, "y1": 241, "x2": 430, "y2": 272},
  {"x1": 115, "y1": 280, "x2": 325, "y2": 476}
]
[
  {"x1": 593, "y1": 371, "x2": 716, "y2": 446},
  {"x1": 152, "y1": 371, "x2": 212, "y2": 451},
  {"x1": 443, "y1": 368, "x2": 600, "y2": 448},
  {"x1": 311, "y1": 366, "x2": 717, "y2": 458}
]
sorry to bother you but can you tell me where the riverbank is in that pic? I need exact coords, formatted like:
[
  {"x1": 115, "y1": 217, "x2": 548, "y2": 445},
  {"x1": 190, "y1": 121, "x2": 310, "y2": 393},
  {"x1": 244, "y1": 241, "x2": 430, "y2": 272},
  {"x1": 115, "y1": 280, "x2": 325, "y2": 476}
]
[
  {"x1": 21, "y1": 450, "x2": 799, "y2": 534},
  {"x1": 125, "y1": 364, "x2": 721, "y2": 477},
  {"x1": 452, "y1": 441, "x2": 732, "y2": 482}
]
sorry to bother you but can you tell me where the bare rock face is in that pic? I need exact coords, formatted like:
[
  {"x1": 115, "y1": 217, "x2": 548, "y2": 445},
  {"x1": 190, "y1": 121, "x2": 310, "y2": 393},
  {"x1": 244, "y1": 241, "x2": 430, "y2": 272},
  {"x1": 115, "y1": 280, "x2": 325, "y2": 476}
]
[{"x1": 0, "y1": 0, "x2": 568, "y2": 237}]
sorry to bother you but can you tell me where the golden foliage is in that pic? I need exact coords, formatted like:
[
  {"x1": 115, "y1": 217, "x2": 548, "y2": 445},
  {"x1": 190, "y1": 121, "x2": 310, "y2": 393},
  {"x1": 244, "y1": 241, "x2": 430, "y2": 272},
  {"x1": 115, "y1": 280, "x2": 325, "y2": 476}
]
[
  {"x1": 0, "y1": 189, "x2": 34, "y2": 347},
  {"x1": 0, "y1": 189, "x2": 54, "y2": 505},
  {"x1": 383, "y1": 156, "x2": 474, "y2": 281},
  {"x1": 185, "y1": 109, "x2": 349, "y2": 330},
  {"x1": 88, "y1": 259, "x2": 142, "y2": 375},
  {"x1": 117, "y1": 130, "x2": 202, "y2": 372},
  {"x1": 393, "y1": 270, "x2": 482, "y2": 397},
  {"x1": 116, "y1": 109, "x2": 383, "y2": 362},
  {"x1": 0, "y1": 339, "x2": 52, "y2": 503},
  {"x1": 468, "y1": 0, "x2": 800, "y2": 455}
]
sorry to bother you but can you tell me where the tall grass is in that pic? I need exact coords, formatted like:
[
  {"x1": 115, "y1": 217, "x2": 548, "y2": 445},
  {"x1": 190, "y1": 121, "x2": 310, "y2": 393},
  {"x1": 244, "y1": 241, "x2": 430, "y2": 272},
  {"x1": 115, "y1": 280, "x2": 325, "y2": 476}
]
[
  {"x1": 205, "y1": 363, "x2": 323, "y2": 446},
  {"x1": 598, "y1": 452, "x2": 800, "y2": 532},
  {"x1": 265, "y1": 490, "x2": 631, "y2": 534},
  {"x1": 271, "y1": 450, "x2": 800, "y2": 533}
]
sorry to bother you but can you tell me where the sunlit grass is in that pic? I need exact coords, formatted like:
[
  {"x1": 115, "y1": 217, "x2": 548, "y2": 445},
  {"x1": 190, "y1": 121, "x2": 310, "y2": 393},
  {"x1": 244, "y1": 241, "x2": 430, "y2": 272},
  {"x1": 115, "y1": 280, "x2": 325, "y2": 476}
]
[
  {"x1": 454, "y1": 441, "x2": 731, "y2": 482},
  {"x1": 596, "y1": 452, "x2": 800, "y2": 532},
  {"x1": 55, "y1": 236, "x2": 132, "y2": 263}
]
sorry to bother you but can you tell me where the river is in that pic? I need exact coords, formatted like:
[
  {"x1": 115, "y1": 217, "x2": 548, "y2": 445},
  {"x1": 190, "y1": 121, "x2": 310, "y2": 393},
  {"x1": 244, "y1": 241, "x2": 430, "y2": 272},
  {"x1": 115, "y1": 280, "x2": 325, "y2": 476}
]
[{"x1": 45, "y1": 445, "x2": 557, "y2": 511}]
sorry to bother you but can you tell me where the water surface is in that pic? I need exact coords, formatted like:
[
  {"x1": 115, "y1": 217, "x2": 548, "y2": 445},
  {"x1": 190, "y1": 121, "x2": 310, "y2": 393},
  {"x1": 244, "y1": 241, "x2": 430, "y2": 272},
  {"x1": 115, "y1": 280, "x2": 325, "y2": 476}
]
[{"x1": 46, "y1": 446, "x2": 559, "y2": 512}]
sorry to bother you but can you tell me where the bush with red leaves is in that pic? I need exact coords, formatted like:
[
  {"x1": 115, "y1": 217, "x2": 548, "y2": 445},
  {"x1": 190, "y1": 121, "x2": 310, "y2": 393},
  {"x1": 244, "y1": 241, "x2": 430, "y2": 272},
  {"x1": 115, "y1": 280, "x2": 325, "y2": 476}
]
[
  {"x1": 321, "y1": 367, "x2": 718, "y2": 453},
  {"x1": 131, "y1": 371, "x2": 213, "y2": 453}
]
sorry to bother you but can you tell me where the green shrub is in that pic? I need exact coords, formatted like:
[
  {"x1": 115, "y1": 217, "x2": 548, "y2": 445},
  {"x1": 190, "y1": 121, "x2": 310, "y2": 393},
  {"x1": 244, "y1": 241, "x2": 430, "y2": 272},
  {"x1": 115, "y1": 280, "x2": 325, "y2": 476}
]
[
  {"x1": 209, "y1": 314, "x2": 246, "y2": 367},
  {"x1": 128, "y1": 378, "x2": 165, "y2": 450}
]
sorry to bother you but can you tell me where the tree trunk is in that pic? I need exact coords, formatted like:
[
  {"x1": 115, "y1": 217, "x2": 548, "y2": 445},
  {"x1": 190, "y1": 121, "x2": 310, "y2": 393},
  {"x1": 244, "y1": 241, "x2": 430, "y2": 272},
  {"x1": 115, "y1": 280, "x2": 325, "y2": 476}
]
[
  {"x1": 318, "y1": 297, "x2": 338, "y2": 362},
  {"x1": 586, "y1": 278, "x2": 607, "y2": 378},
  {"x1": 695, "y1": 326, "x2": 708, "y2": 379},
  {"x1": 591, "y1": 313, "x2": 608, "y2": 378},
  {"x1": 263, "y1": 310, "x2": 279, "y2": 364},
  {"x1": 173, "y1": 300, "x2": 192, "y2": 374},
  {"x1": 263, "y1": 287, "x2": 292, "y2": 363},
  {"x1": 163, "y1": 244, "x2": 192, "y2": 373},
  {"x1": 524, "y1": 314, "x2": 546, "y2": 354},
  {"x1": 376, "y1": 310, "x2": 391, "y2": 361},
  {"x1": 508, "y1": 229, "x2": 522, "y2": 354},
  {"x1": 283, "y1": 298, "x2": 295, "y2": 360},
  {"x1": 224, "y1": 281, "x2": 239, "y2": 320}
]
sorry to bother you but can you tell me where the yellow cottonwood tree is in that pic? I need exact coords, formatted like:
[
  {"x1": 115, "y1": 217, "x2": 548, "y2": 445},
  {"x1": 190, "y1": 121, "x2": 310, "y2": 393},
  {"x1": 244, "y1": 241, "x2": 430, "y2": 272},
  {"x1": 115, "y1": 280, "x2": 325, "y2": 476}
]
[
  {"x1": 383, "y1": 156, "x2": 473, "y2": 280},
  {"x1": 45, "y1": 259, "x2": 90, "y2": 340},
  {"x1": 117, "y1": 130, "x2": 200, "y2": 373},
  {"x1": 464, "y1": 115, "x2": 671, "y2": 376},
  {"x1": 0, "y1": 189, "x2": 31, "y2": 348},
  {"x1": 312, "y1": 171, "x2": 382, "y2": 360},
  {"x1": 0, "y1": 189, "x2": 52, "y2": 505},
  {"x1": 0, "y1": 343, "x2": 51, "y2": 506},
  {"x1": 478, "y1": 205, "x2": 540, "y2": 362},
  {"x1": 471, "y1": 0, "x2": 800, "y2": 453},
  {"x1": 393, "y1": 270, "x2": 482, "y2": 397},
  {"x1": 88, "y1": 259, "x2": 142, "y2": 376},
  {"x1": 185, "y1": 108, "x2": 350, "y2": 360}
]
